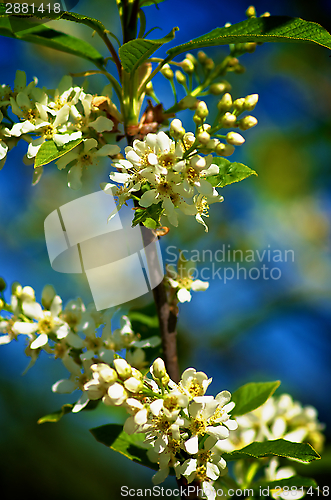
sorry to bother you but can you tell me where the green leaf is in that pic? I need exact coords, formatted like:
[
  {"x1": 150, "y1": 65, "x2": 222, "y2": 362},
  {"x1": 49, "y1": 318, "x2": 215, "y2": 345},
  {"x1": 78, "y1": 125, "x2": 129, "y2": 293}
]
[
  {"x1": 207, "y1": 158, "x2": 257, "y2": 188},
  {"x1": 38, "y1": 400, "x2": 99, "y2": 424},
  {"x1": 222, "y1": 439, "x2": 321, "y2": 463},
  {"x1": 0, "y1": 16, "x2": 104, "y2": 66},
  {"x1": 254, "y1": 476, "x2": 318, "y2": 490},
  {"x1": 231, "y1": 381, "x2": 280, "y2": 416},
  {"x1": 34, "y1": 138, "x2": 83, "y2": 168},
  {"x1": 167, "y1": 16, "x2": 331, "y2": 59},
  {"x1": 128, "y1": 311, "x2": 159, "y2": 329},
  {"x1": 37, "y1": 404, "x2": 74, "y2": 424},
  {"x1": 119, "y1": 27, "x2": 178, "y2": 73},
  {"x1": 90, "y1": 424, "x2": 158, "y2": 471},
  {"x1": 0, "y1": 7, "x2": 108, "y2": 36},
  {"x1": 140, "y1": 0, "x2": 167, "y2": 7},
  {"x1": 132, "y1": 202, "x2": 164, "y2": 228}
]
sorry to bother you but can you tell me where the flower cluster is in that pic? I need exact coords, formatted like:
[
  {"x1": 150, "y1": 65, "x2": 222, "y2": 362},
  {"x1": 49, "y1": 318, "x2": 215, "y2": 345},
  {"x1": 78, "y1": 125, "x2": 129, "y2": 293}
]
[
  {"x1": 80, "y1": 357, "x2": 237, "y2": 499},
  {"x1": 0, "y1": 280, "x2": 159, "y2": 390},
  {"x1": 0, "y1": 71, "x2": 121, "y2": 187},
  {"x1": 105, "y1": 89, "x2": 258, "y2": 231},
  {"x1": 165, "y1": 254, "x2": 209, "y2": 303},
  {"x1": 217, "y1": 393, "x2": 325, "y2": 499},
  {"x1": 217, "y1": 393, "x2": 325, "y2": 454}
]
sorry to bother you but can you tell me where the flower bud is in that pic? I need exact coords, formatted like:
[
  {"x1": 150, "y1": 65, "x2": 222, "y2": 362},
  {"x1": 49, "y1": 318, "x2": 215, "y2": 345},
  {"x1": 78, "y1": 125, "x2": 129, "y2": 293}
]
[
  {"x1": 195, "y1": 101, "x2": 209, "y2": 119},
  {"x1": 227, "y1": 57, "x2": 239, "y2": 68},
  {"x1": 0, "y1": 298, "x2": 3, "y2": 311},
  {"x1": 93, "y1": 363, "x2": 118, "y2": 384},
  {"x1": 11, "y1": 281, "x2": 22, "y2": 296},
  {"x1": 221, "y1": 112, "x2": 237, "y2": 127},
  {"x1": 206, "y1": 138, "x2": 220, "y2": 149},
  {"x1": 197, "y1": 131, "x2": 210, "y2": 144},
  {"x1": 233, "y1": 98, "x2": 245, "y2": 113},
  {"x1": 217, "y1": 93, "x2": 232, "y2": 112},
  {"x1": 124, "y1": 376, "x2": 144, "y2": 393},
  {"x1": 209, "y1": 81, "x2": 231, "y2": 95},
  {"x1": 190, "y1": 155, "x2": 206, "y2": 171},
  {"x1": 181, "y1": 58, "x2": 195, "y2": 74},
  {"x1": 205, "y1": 58, "x2": 215, "y2": 70},
  {"x1": 185, "y1": 53, "x2": 197, "y2": 65},
  {"x1": 145, "y1": 81, "x2": 154, "y2": 96},
  {"x1": 215, "y1": 143, "x2": 235, "y2": 156},
  {"x1": 244, "y1": 42, "x2": 257, "y2": 53},
  {"x1": 105, "y1": 383, "x2": 128, "y2": 406},
  {"x1": 261, "y1": 11, "x2": 271, "y2": 17},
  {"x1": 178, "y1": 95, "x2": 197, "y2": 110},
  {"x1": 151, "y1": 358, "x2": 167, "y2": 379},
  {"x1": 21, "y1": 286, "x2": 36, "y2": 301},
  {"x1": 0, "y1": 277, "x2": 6, "y2": 292},
  {"x1": 114, "y1": 358, "x2": 132, "y2": 379},
  {"x1": 41, "y1": 284, "x2": 56, "y2": 309},
  {"x1": 183, "y1": 132, "x2": 196, "y2": 148},
  {"x1": 244, "y1": 94, "x2": 259, "y2": 111},
  {"x1": 170, "y1": 118, "x2": 183, "y2": 133},
  {"x1": 197, "y1": 50, "x2": 208, "y2": 63},
  {"x1": 238, "y1": 115, "x2": 258, "y2": 130},
  {"x1": 175, "y1": 70, "x2": 187, "y2": 86},
  {"x1": 246, "y1": 5, "x2": 256, "y2": 17},
  {"x1": 161, "y1": 63, "x2": 174, "y2": 80},
  {"x1": 226, "y1": 131, "x2": 245, "y2": 146},
  {"x1": 234, "y1": 64, "x2": 246, "y2": 74}
]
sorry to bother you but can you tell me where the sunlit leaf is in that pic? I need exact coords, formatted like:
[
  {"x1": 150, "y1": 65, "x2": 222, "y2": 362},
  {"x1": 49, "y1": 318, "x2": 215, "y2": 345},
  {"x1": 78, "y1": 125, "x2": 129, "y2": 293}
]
[
  {"x1": 207, "y1": 158, "x2": 257, "y2": 188},
  {"x1": 231, "y1": 381, "x2": 280, "y2": 416},
  {"x1": 34, "y1": 138, "x2": 83, "y2": 168},
  {"x1": 167, "y1": 17, "x2": 331, "y2": 59}
]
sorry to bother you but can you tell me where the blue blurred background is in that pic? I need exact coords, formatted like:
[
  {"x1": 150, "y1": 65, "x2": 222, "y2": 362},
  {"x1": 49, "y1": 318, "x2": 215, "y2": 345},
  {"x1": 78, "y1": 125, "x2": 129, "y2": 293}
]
[{"x1": 1, "y1": 0, "x2": 331, "y2": 497}]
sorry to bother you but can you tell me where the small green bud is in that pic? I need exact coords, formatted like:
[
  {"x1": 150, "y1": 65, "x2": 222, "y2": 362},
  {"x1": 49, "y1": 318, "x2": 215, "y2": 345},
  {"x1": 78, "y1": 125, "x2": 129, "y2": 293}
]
[
  {"x1": 206, "y1": 138, "x2": 220, "y2": 149},
  {"x1": 145, "y1": 81, "x2": 154, "y2": 96},
  {"x1": 152, "y1": 358, "x2": 167, "y2": 379},
  {"x1": 244, "y1": 94, "x2": 259, "y2": 111},
  {"x1": 227, "y1": 57, "x2": 239, "y2": 68},
  {"x1": 205, "y1": 58, "x2": 215, "y2": 70},
  {"x1": 226, "y1": 131, "x2": 245, "y2": 146},
  {"x1": 209, "y1": 81, "x2": 231, "y2": 95},
  {"x1": 193, "y1": 114, "x2": 203, "y2": 125},
  {"x1": 0, "y1": 298, "x2": 4, "y2": 310},
  {"x1": 234, "y1": 64, "x2": 246, "y2": 74},
  {"x1": 181, "y1": 58, "x2": 195, "y2": 74},
  {"x1": 217, "y1": 93, "x2": 232, "y2": 112},
  {"x1": 221, "y1": 112, "x2": 237, "y2": 127},
  {"x1": 197, "y1": 50, "x2": 208, "y2": 63},
  {"x1": 195, "y1": 101, "x2": 209, "y2": 119},
  {"x1": 246, "y1": 5, "x2": 256, "y2": 18},
  {"x1": 114, "y1": 358, "x2": 132, "y2": 379},
  {"x1": 185, "y1": 53, "x2": 198, "y2": 65},
  {"x1": 215, "y1": 143, "x2": 235, "y2": 156},
  {"x1": 261, "y1": 11, "x2": 271, "y2": 17},
  {"x1": 0, "y1": 277, "x2": 6, "y2": 292},
  {"x1": 179, "y1": 95, "x2": 197, "y2": 110},
  {"x1": 11, "y1": 281, "x2": 22, "y2": 296},
  {"x1": 233, "y1": 98, "x2": 246, "y2": 113},
  {"x1": 175, "y1": 70, "x2": 187, "y2": 85},
  {"x1": 170, "y1": 119, "x2": 185, "y2": 138},
  {"x1": 238, "y1": 115, "x2": 258, "y2": 130},
  {"x1": 244, "y1": 42, "x2": 257, "y2": 53},
  {"x1": 161, "y1": 63, "x2": 174, "y2": 79},
  {"x1": 197, "y1": 131, "x2": 210, "y2": 144}
]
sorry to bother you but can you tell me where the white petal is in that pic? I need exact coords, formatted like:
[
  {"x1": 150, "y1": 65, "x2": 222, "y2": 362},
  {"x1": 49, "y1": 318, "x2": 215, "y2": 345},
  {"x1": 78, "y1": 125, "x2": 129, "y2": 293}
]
[
  {"x1": 196, "y1": 178, "x2": 213, "y2": 196},
  {"x1": 0, "y1": 335, "x2": 12, "y2": 345},
  {"x1": 177, "y1": 288, "x2": 192, "y2": 303},
  {"x1": 30, "y1": 333, "x2": 48, "y2": 349},
  {"x1": 139, "y1": 189, "x2": 158, "y2": 207},
  {"x1": 52, "y1": 378, "x2": 77, "y2": 393},
  {"x1": 185, "y1": 435, "x2": 199, "y2": 454},
  {"x1": 89, "y1": 116, "x2": 114, "y2": 132},
  {"x1": 12, "y1": 321, "x2": 38, "y2": 335},
  {"x1": 97, "y1": 144, "x2": 121, "y2": 156},
  {"x1": 68, "y1": 164, "x2": 83, "y2": 190},
  {"x1": 191, "y1": 280, "x2": 209, "y2": 292},
  {"x1": 215, "y1": 391, "x2": 232, "y2": 407},
  {"x1": 72, "y1": 392, "x2": 90, "y2": 413},
  {"x1": 206, "y1": 462, "x2": 220, "y2": 481},
  {"x1": 23, "y1": 301, "x2": 43, "y2": 319},
  {"x1": 150, "y1": 399, "x2": 164, "y2": 416},
  {"x1": 152, "y1": 467, "x2": 169, "y2": 485},
  {"x1": 109, "y1": 171, "x2": 130, "y2": 184},
  {"x1": 207, "y1": 425, "x2": 229, "y2": 440}
]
